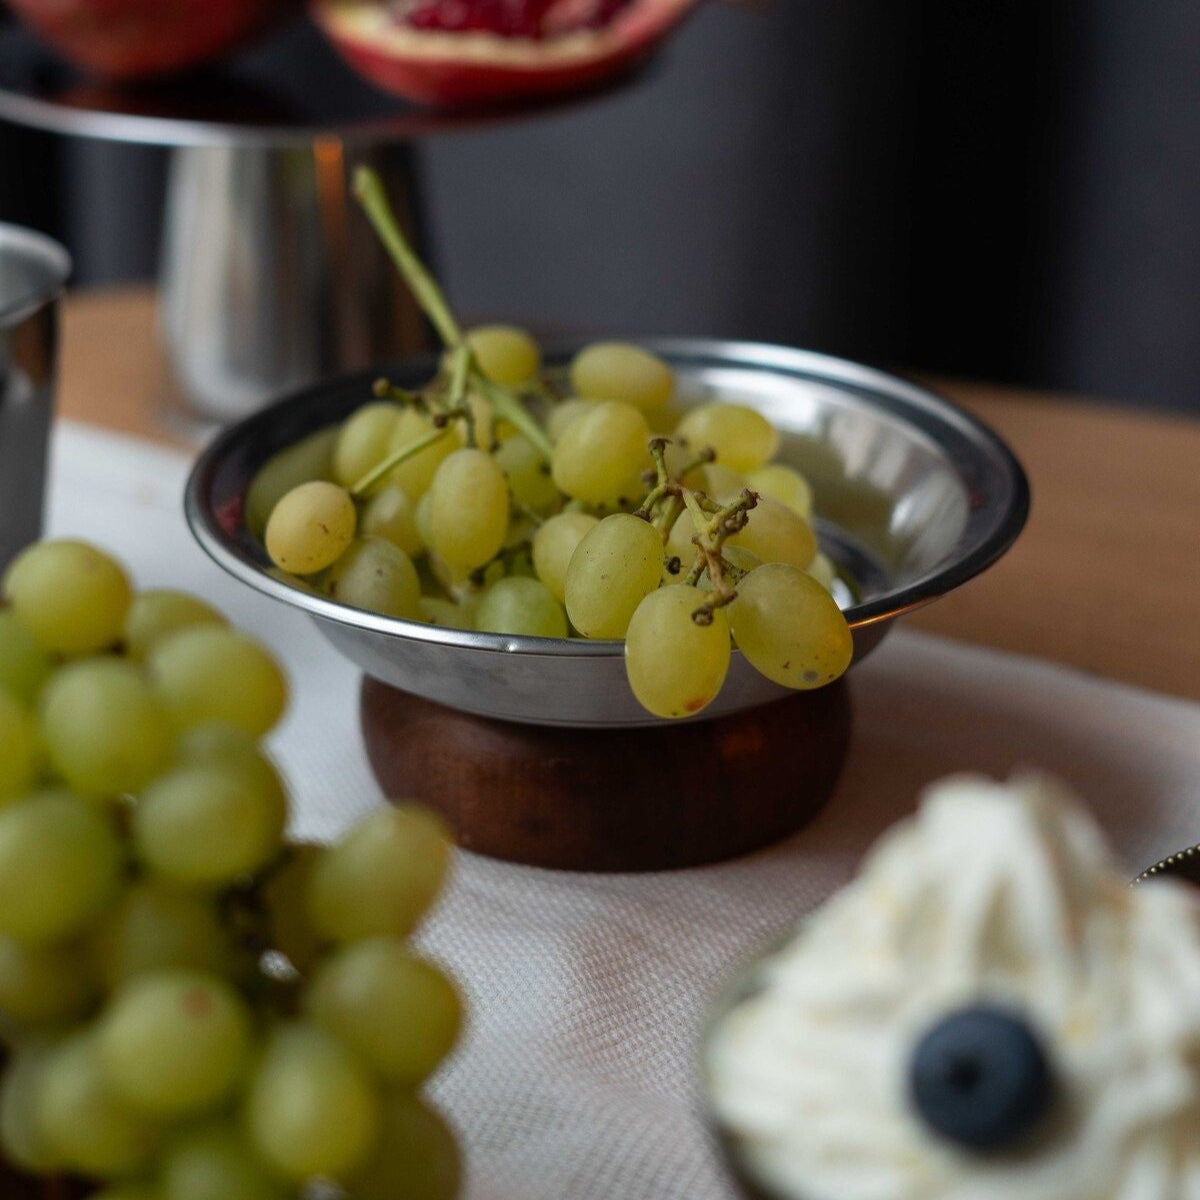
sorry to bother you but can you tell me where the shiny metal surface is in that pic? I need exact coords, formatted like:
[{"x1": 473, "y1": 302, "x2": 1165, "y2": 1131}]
[
  {"x1": 185, "y1": 340, "x2": 1029, "y2": 727},
  {"x1": 0, "y1": 223, "x2": 70, "y2": 570}
]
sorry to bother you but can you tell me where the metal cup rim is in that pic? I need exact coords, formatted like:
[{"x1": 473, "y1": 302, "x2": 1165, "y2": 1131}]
[{"x1": 0, "y1": 222, "x2": 72, "y2": 327}]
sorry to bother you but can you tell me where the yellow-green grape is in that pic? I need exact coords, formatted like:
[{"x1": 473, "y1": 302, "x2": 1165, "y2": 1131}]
[
  {"x1": 494, "y1": 434, "x2": 560, "y2": 515},
  {"x1": 2, "y1": 539, "x2": 132, "y2": 656},
  {"x1": 260, "y1": 843, "x2": 325, "y2": 977},
  {"x1": 694, "y1": 462, "x2": 749, "y2": 503},
  {"x1": 264, "y1": 480, "x2": 357, "y2": 577},
  {"x1": 729, "y1": 563, "x2": 853, "y2": 689},
  {"x1": 467, "y1": 324, "x2": 541, "y2": 385},
  {"x1": 361, "y1": 483, "x2": 424, "y2": 558},
  {"x1": 308, "y1": 805, "x2": 450, "y2": 944},
  {"x1": 531, "y1": 511, "x2": 599, "y2": 602},
  {"x1": 546, "y1": 397, "x2": 594, "y2": 443},
  {"x1": 0, "y1": 1046, "x2": 63, "y2": 1174},
  {"x1": 564, "y1": 513, "x2": 663, "y2": 638},
  {"x1": 385, "y1": 408, "x2": 457, "y2": 501},
  {"x1": 344, "y1": 1093, "x2": 460, "y2": 1200},
  {"x1": 474, "y1": 576, "x2": 567, "y2": 639},
  {"x1": 0, "y1": 611, "x2": 50, "y2": 705},
  {"x1": 674, "y1": 403, "x2": 780, "y2": 472},
  {"x1": 569, "y1": 342, "x2": 674, "y2": 412},
  {"x1": 665, "y1": 510, "x2": 699, "y2": 575},
  {"x1": 728, "y1": 496, "x2": 818, "y2": 570},
  {"x1": 39, "y1": 658, "x2": 174, "y2": 797},
  {"x1": 0, "y1": 790, "x2": 122, "y2": 944},
  {"x1": 149, "y1": 627, "x2": 287, "y2": 737},
  {"x1": 133, "y1": 759, "x2": 287, "y2": 888},
  {"x1": 0, "y1": 692, "x2": 38, "y2": 805},
  {"x1": 323, "y1": 537, "x2": 422, "y2": 621},
  {"x1": 624, "y1": 587, "x2": 731, "y2": 718},
  {"x1": 244, "y1": 1022, "x2": 380, "y2": 1182},
  {"x1": 306, "y1": 938, "x2": 461, "y2": 1086},
  {"x1": 160, "y1": 1121, "x2": 287, "y2": 1200},
  {"x1": 36, "y1": 1031, "x2": 159, "y2": 1178},
  {"x1": 417, "y1": 596, "x2": 463, "y2": 628},
  {"x1": 746, "y1": 462, "x2": 813, "y2": 518},
  {"x1": 428, "y1": 447, "x2": 510, "y2": 571},
  {"x1": 98, "y1": 971, "x2": 250, "y2": 1119},
  {"x1": 551, "y1": 400, "x2": 651, "y2": 508},
  {"x1": 332, "y1": 401, "x2": 402, "y2": 489},
  {"x1": 0, "y1": 935, "x2": 94, "y2": 1024},
  {"x1": 807, "y1": 551, "x2": 838, "y2": 592},
  {"x1": 245, "y1": 426, "x2": 338, "y2": 539},
  {"x1": 123, "y1": 590, "x2": 227, "y2": 661},
  {"x1": 88, "y1": 881, "x2": 232, "y2": 994}
]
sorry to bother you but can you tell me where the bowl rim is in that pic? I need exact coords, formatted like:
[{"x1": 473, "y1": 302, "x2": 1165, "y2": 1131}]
[{"x1": 184, "y1": 336, "x2": 1031, "y2": 657}]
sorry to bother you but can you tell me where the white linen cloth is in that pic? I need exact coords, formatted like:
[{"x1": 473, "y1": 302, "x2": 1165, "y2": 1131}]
[{"x1": 46, "y1": 421, "x2": 1200, "y2": 1200}]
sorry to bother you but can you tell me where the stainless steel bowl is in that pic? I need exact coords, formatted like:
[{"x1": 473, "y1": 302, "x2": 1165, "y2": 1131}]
[{"x1": 185, "y1": 339, "x2": 1029, "y2": 727}]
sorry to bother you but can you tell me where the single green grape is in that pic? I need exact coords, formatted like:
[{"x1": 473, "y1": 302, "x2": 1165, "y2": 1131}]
[
  {"x1": 264, "y1": 480, "x2": 357, "y2": 577},
  {"x1": 39, "y1": 657, "x2": 175, "y2": 797},
  {"x1": 332, "y1": 402, "x2": 403, "y2": 489},
  {"x1": 2, "y1": 539, "x2": 132, "y2": 656},
  {"x1": 551, "y1": 400, "x2": 650, "y2": 508},
  {"x1": 563, "y1": 513, "x2": 664, "y2": 639},
  {"x1": 244, "y1": 1022, "x2": 380, "y2": 1182},
  {"x1": 0, "y1": 934, "x2": 95, "y2": 1023},
  {"x1": 148, "y1": 627, "x2": 287, "y2": 738},
  {"x1": 0, "y1": 611, "x2": 51, "y2": 705},
  {"x1": 123, "y1": 590, "x2": 227, "y2": 661},
  {"x1": 494, "y1": 434, "x2": 561, "y2": 515},
  {"x1": 245, "y1": 425, "x2": 338, "y2": 539},
  {"x1": 361, "y1": 482, "x2": 424, "y2": 558},
  {"x1": 0, "y1": 789, "x2": 123, "y2": 944},
  {"x1": 160, "y1": 1121, "x2": 288, "y2": 1200},
  {"x1": 694, "y1": 462, "x2": 749, "y2": 503},
  {"x1": 806, "y1": 550, "x2": 838, "y2": 592},
  {"x1": 569, "y1": 342, "x2": 674, "y2": 412},
  {"x1": 323, "y1": 537, "x2": 422, "y2": 621},
  {"x1": 97, "y1": 970, "x2": 251, "y2": 1119},
  {"x1": 531, "y1": 511, "x2": 599, "y2": 602},
  {"x1": 624, "y1": 586, "x2": 732, "y2": 718},
  {"x1": 728, "y1": 496, "x2": 818, "y2": 570},
  {"x1": 308, "y1": 805, "x2": 450, "y2": 944},
  {"x1": 343, "y1": 1092, "x2": 460, "y2": 1200},
  {"x1": 474, "y1": 576, "x2": 567, "y2": 639},
  {"x1": 0, "y1": 1046, "x2": 64, "y2": 1174},
  {"x1": 674, "y1": 403, "x2": 780, "y2": 472},
  {"x1": 664, "y1": 510, "x2": 699, "y2": 577},
  {"x1": 306, "y1": 938, "x2": 462, "y2": 1086},
  {"x1": 0, "y1": 691, "x2": 38, "y2": 805},
  {"x1": 428, "y1": 447, "x2": 511, "y2": 571},
  {"x1": 728, "y1": 563, "x2": 854, "y2": 689},
  {"x1": 384, "y1": 408, "x2": 458, "y2": 501},
  {"x1": 546, "y1": 397, "x2": 595, "y2": 444},
  {"x1": 259, "y1": 843, "x2": 325, "y2": 977},
  {"x1": 746, "y1": 462, "x2": 813, "y2": 518},
  {"x1": 467, "y1": 324, "x2": 541, "y2": 385},
  {"x1": 417, "y1": 596, "x2": 463, "y2": 627}
]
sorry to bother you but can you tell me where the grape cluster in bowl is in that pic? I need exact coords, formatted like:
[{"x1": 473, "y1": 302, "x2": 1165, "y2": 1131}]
[{"x1": 0, "y1": 540, "x2": 461, "y2": 1200}]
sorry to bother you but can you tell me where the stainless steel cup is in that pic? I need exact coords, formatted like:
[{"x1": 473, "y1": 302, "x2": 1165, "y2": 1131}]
[{"x1": 0, "y1": 224, "x2": 71, "y2": 570}]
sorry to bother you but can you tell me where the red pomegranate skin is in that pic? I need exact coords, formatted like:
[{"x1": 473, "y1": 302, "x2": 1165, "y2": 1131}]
[{"x1": 6, "y1": 0, "x2": 304, "y2": 79}]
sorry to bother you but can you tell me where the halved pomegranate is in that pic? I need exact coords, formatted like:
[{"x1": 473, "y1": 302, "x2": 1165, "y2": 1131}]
[{"x1": 312, "y1": 0, "x2": 700, "y2": 107}]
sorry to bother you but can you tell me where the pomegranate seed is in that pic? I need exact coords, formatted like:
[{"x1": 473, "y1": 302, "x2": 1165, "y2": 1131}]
[{"x1": 395, "y1": 0, "x2": 633, "y2": 39}]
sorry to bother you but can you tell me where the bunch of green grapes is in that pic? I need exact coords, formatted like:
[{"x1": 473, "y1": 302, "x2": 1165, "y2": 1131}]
[
  {"x1": 0, "y1": 540, "x2": 462, "y2": 1200},
  {"x1": 251, "y1": 168, "x2": 853, "y2": 721}
]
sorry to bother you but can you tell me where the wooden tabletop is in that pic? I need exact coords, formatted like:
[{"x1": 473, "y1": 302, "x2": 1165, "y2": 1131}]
[{"x1": 58, "y1": 286, "x2": 1200, "y2": 703}]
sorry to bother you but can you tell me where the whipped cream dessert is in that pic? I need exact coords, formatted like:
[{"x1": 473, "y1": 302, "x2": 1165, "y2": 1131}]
[{"x1": 706, "y1": 774, "x2": 1200, "y2": 1200}]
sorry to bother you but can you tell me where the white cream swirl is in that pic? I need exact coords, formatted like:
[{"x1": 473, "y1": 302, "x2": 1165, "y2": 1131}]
[{"x1": 707, "y1": 774, "x2": 1200, "y2": 1200}]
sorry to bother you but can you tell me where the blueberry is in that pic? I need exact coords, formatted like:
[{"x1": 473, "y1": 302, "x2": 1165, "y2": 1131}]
[{"x1": 909, "y1": 1005, "x2": 1054, "y2": 1150}]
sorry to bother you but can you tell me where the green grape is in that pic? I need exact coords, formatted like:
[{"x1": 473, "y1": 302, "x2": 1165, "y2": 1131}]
[
  {"x1": 332, "y1": 402, "x2": 403, "y2": 489},
  {"x1": 0, "y1": 611, "x2": 51, "y2": 705},
  {"x1": 88, "y1": 881, "x2": 232, "y2": 994},
  {"x1": 308, "y1": 806, "x2": 450, "y2": 944},
  {"x1": 0, "y1": 935, "x2": 95, "y2": 1023},
  {"x1": 361, "y1": 482, "x2": 424, "y2": 558},
  {"x1": 306, "y1": 938, "x2": 461, "y2": 1086},
  {"x1": 123, "y1": 590, "x2": 227, "y2": 661},
  {"x1": 344, "y1": 1092, "x2": 460, "y2": 1200},
  {"x1": 474, "y1": 577, "x2": 567, "y2": 639},
  {"x1": 160, "y1": 1121, "x2": 288, "y2": 1200},
  {"x1": 551, "y1": 400, "x2": 651, "y2": 508},
  {"x1": 149, "y1": 627, "x2": 287, "y2": 738},
  {"x1": 39, "y1": 658, "x2": 175, "y2": 798},
  {"x1": 384, "y1": 408, "x2": 457, "y2": 501},
  {"x1": 322, "y1": 537, "x2": 422, "y2": 621},
  {"x1": 37, "y1": 1031, "x2": 159, "y2": 1178},
  {"x1": 728, "y1": 563, "x2": 854, "y2": 689},
  {"x1": 746, "y1": 462, "x2": 813, "y2": 518},
  {"x1": 98, "y1": 971, "x2": 251, "y2": 1118},
  {"x1": 563, "y1": 513, "x2": 664, "y2": 638},
  {"x1": 0, "y1": 691, "x2": 38, "y2": 805},
  {"x1": 175, "y1": 721, "x2": 264, "y2": 765},
  {"x1": 245, "y1": 426, "x2": 338, "y2": 539},
  {"x1": 728, "y1": 496, "x2": 817, "y2": 570},
  {"x1": 494, "y1": 434, "x2": 560, "y2": 515},
  {"x1": 694, "y1": 462, "x2": 749, "y2": 503},
  {"x1": 428, "y1": 448, "x2": 510, "y2": 571},
  {"x1": 674, "y1": 403, "x2": 780, "y2": 472},
  {"x1": 133, "y1": 760, "x2": 287, "y2": 887},
  {"x1": 0, "y1": 790, "x2": 122, "y2": 944},
  {"x1": 546, "y1": 397, "x2": 594, "y2": 443},
  {"x1": 417, "y1": 596, "x2": 463, "y2": 627},
  {"x1": 531, "y1": 511, "x2": 599, "y2": 602},
  {"x1": 244, "y1": 1023, "x2": 380, "y2": 1182},
  {"x1": 624, "y1": 586, "x2": 731, "y2": 718},
  {"x1": 569, "y1": 342, "x2": 674, "y2": 412},
  {"x1": 260, "y1": 843, "x2": 325, "y2": 977},
  {"x1": 2, "y1": 539, "x2": 132, "y2": 656},
  {"x1": 467, "y1": 324, "x2": 541, "y2": 385},
  {"x1": 664, "y1": 510, "x2": 698, "y2": 576},
  {"x1": 265, "y1": 480, "x2": 357, "y2": 577},
  {"x1": 806, "y1": 550, "x2": 838, "y2": 592},
  {"x1": 0, "y1": 1046, "x2": 63, "y2": 1174}
]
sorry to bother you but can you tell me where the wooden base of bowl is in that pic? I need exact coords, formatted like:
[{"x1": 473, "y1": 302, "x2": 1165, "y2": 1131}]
[{"x1": 360, "y1": 677, "x2": 852, "y2": 872}]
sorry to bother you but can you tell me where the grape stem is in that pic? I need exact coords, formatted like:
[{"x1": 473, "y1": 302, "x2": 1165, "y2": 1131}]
[{"x1": 349, "y1": 427, "x2": 450, "y2": 497}]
